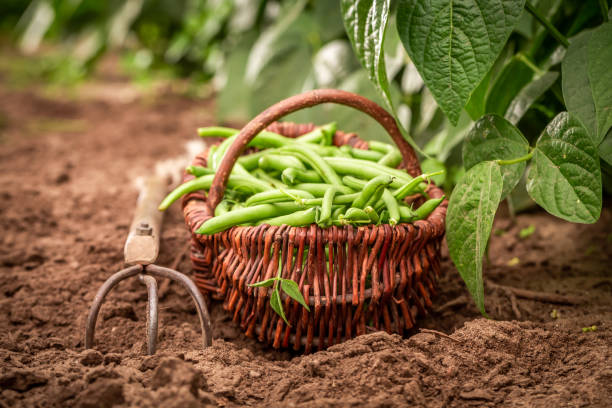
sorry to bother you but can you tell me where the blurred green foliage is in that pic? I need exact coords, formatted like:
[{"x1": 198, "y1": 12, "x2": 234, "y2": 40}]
[{"x1": 1, "y1": 0, "x2": 608, "y2": 197}]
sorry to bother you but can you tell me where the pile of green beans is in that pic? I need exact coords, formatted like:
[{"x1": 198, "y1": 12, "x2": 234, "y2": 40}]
[{"x1": 159, "y1": 123, "x2": 444, "y2": 235}]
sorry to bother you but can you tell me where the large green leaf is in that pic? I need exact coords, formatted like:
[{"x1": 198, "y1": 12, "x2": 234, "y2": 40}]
[
  {"x1": 587, "y1": 22, "x2": 612, "y2": 144},
  {"x1": 598, "y1": 129, "x2": 612, "y2": 166},
  {"x1": 464, "y1": 69, "x2": 492, "y2": 121},
  {"x1": 527, "y1": 112, "x2": 602, "y2": 223},
  {"x1": 447, "y1": 161, "x2": 503, "y2": 315},
  {"x1": 505, "y1": 71, "x2": 559, "y2": 125},
  {"x1": 463, "y1": 115, "x2": 530, "y2": 199},
  {"x1": 484, "y1": 56, "x2": 534, "y2": 117},
  {"x1": 341, "y1": 0, "x2": 393, "y2": 110},
  {"x1": 465, "y1": 43, "x2": 515, "y2": 120},
  {"x1": 562, "y1": 31, "x2": 597, "y2": 141},
  {"x1": 396, "y1": 0, "x2": 526, "y2": 125}
]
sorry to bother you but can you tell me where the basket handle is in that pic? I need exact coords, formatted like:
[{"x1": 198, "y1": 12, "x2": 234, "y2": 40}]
[{"x1": 207, "y1": 89, "x2": 421, "y2": 211}]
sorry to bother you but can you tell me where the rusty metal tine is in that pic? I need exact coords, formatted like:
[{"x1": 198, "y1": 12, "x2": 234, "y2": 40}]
[
  {"x1": 145, "y1": 264, "x2": 213, "y2": 347},
  {"x1": 139, "y1": 274, "x2": 159, "y2": 355},
  {"x1": 85, "y1": 265, "x2": 144, "y2": 350}
]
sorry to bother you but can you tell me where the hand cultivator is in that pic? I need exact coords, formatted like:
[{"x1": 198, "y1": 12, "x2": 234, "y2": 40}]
[{"x1": 84, "y1": 174, "x2": 213, "y2": 355}]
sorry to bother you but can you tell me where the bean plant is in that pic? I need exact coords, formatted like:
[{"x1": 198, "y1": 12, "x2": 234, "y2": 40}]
[{"x1": 341, "y1": 0, "x2": 611, "y2": 314}]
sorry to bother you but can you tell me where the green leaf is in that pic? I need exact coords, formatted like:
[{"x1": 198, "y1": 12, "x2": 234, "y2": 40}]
[
  {"x1": 447, "y1": 161, "x2": 503, "y2": 315},
  {"x1": 587, "y1": 22, "x2": 612, "y2": 144},
  {"x1": 527, "y1": 112, "x2": 602, "y2": 223},
  {"x1": 599, "y1": 129, "x2": 612, "y2": 166},
  {"x1": 463, "y1": 114, "x2": 530, "y2": 199},
  {"x1": 505, "y1": 71, "x2": 559, "y2": 125},
  {"x1": 562, "y1": 31, "x2": 597, "y2": 141},
  {"x1": 341, "y1": 0, "x2": 393, "y2": 110},
  {"x1": 484, "y1": 56, "x2": 534, "y2": 117},
  {"x1": 280, "y1": 279, "x2": 310, "y2": 311},
  {"x1": 396, "y1": 0, "x2": 526, "y2": 125},
  {"x1": 464, "y1": 69, "x2": 492, "y2": 121},
  {"x1": 270, "y1": 288, "x2": 288, "y2": 324},
  {"x1": 248, "y1": 278, "x2": 277, "y2": 288},
  {"x1": 465, "y1": 43, "x2": 515, "y2": 120}
]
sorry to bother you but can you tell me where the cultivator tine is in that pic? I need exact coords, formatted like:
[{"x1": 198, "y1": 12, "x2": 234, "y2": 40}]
[
  {"x1": 139, "y1": 274, "x2": 159, "y2": 355},
  {"x1": 85, "y1": 265, "x2": 143, "y2": 351},
  {"x1": 146, "y1": 264, "x2": 213, "y2": 348},
  {"x1": 84, "y1": 264, "x2": 213, "y2": 354}
]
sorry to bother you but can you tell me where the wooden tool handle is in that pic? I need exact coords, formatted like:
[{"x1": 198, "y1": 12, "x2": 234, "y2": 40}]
[{"x1": 124, "y1": 175, "x2": 167, "y2": 265}]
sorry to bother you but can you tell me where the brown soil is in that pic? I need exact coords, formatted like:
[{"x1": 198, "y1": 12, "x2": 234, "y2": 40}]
[{"x1": 0, "y1": 77, "x2": 610, "y2": 407}]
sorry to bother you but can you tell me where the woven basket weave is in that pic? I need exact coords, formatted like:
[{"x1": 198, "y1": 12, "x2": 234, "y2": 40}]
[{"x1": 182, "y1": 90, "x2": 446, "y2": 353}]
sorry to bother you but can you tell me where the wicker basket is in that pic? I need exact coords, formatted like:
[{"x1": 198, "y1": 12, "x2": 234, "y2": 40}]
[{"x1": 182, "y1": 90, "x2": 447, "y2": 353}]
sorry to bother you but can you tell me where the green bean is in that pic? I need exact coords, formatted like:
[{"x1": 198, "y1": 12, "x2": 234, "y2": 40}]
[
  {"x1": 215, "y1": 200, "x2": 231, "y2": 216},
  {"x1": 296, "y1": 122, "x2": 336, "y2": 145},
  {"x1": 281, "y1": 168, "x2": 322, "y2": 184},
  {"x1": 211, "y1": 135, "x2": 237, "y2": 170},
  {"x1": 351, "y1": 175, "x2": 393, "y2": 209},
  {"x1": 393, "y1": 170, "x2": 445, "y2": 200},
  {"x1": 324, "y1": 157, "x2": 413, "y2": 188},
  {"x1": 293, "y1": 183, "x2": 354, "y2": 197},
  {"x1": 186, "y1": 165, "x2": 214, "y2": 177},
  {"x1": 364, "y1": 184, "x2": 389, "y2": 209},
  {"x1": 280, "y1": 145, "x2": 343, "y2": 186},
  {"x1": 198, "y1": 127, "x2": 294, "y2": 149},
  {"x1": 317, "y1": 187, "x2": 340, "y2": 227},
  {"x1": 258, "y1": 154, "x2": 306, "y2": 171},
  {"x1": 206, "y1": 145, "x2": 217, "y2": 169},
  {"x1": 197, "y1": 202, "x2": 305, "y2": 234},
  {"x1": 245, "y1": 189, "x2": 314, "y2": 207},
  {"x1": 332, "y1": 206, "x2": 345, "y2": 218},
  {"x1": 399, "y1": 206, "x2": 417, "y2": 222},
  {"x1": 414, "y1": 196, "x2": 445, "y2": 220},
  {"x1": 246, "y1": 131, "x2": 331, "y2": 156},
  {"x1": 300, "y1": 193, "x2": 360, "y2": 206},
  {"x1": 159, "y1": 174, "x2": 272, "y2": 211},
  {"x1": 211, "y1": 136, "x2": 254, "y2": 176},
  {"x1": 253, "y1": 169, "x2": 287, "y2": 189},
  {"x1": 339, "y1": 208, "x2": 370, "y2": 225},
  {"x1": 342, "y1": 175, "x2": 366, "y2": 190},
  {"x1": 378, "y1": 150, "x2": 403, "y2": 167},
  {"x1": 238, "y1": 151, "x2": 267, "y2": 170},
  {"x1": 257, "y1": 208, "x2": 317, "y2": 227},
  {"x1": 363, "y1": 206, "x2": 379, "y2": 223},
  {"x1": 381, "y1": 189, "x2": 400, "y2": 226},
  {"x1": 368, "y1": 141, "x2": 402, "y2": 167},
  {"x1": 197, "y1": 126, "x2": 238, "y2": 139},
  {"x1": 340, "y1": 145, "x2": 384, "y2": 161}
]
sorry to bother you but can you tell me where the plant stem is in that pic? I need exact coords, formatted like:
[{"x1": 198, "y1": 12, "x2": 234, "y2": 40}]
[
  {"x1": 525, "y1": 1, "x2": 570, "y2": 48},
  {"x1": 496, "y1": 151, "x2": 534, "y2": 166},
  {"x1": 600, "y1": 0, "x2": 609, "y2": 22},
  {"x1": 516, "y1": 53, "x2": 544, "y2": 76}
]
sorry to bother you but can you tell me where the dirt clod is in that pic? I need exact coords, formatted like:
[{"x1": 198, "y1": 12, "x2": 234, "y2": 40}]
[
  {"x1": 74, "y1": 379, "x2": 125, "y2": 408},
  {"x1": 151, "y1": 357, "x2": 207, "y2": 395},
  {"x1": 0, "y1": 368, "x2": 48, "y2": 392},
  {"x1": 80, "y1": 350, "x2": 104, "y2": 366}
]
